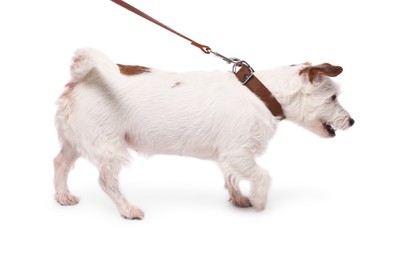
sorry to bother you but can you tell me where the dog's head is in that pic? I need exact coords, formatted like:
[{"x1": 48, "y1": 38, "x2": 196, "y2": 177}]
[{"x1": 278, "y1": 63, "x2": 354, "y2": 137}]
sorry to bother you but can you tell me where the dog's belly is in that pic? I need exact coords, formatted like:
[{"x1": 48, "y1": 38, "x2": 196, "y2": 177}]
[
  {"x1": 129, "y1": 137, "x2": 219, "y2": 159},
  {"x1": 123, "y1": 115, "x2": 222, "y2": 159}
]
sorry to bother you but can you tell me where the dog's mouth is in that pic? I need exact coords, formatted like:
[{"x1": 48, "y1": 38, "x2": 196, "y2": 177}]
[{"x1": 323, "y1": 122, "x2": 336, "y2": 137}]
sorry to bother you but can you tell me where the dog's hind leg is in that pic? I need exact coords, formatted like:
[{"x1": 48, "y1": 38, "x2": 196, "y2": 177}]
[
  {"x1": 219, "y1": 151, "x2": 270, "y2": 211},
  {"x1": 96, "y1": 151, "x2": 144, "y2": 220},
  {"x1": 54, "y1": 143, "x2": 79, "y2": 205}
]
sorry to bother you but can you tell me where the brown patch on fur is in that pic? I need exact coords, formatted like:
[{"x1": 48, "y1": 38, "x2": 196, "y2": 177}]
[
  {"x1": 124, "y1": 133, "x2": 137, "y2": 149},
  {"x1": 117, "y1": 64, "x2": 151, "y2": 76},
  {"x1": 124, "y1": 133, "x2": 132, "y2": 144},
  {"x1": 299, "y1": 63, "x2": 343, "y2": 83},
  {"x1": 171, "y1": 81, "x2": 182, "y2": 88}
]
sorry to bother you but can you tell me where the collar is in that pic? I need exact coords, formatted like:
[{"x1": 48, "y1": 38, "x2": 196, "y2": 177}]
[{"x1": 234, "y1": 63, "x2": 285, "y2": 120}]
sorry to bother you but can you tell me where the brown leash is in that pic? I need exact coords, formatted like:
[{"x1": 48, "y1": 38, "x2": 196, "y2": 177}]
[{"x1": 111, "y1": 0, "x2": 285, "y2": 119}]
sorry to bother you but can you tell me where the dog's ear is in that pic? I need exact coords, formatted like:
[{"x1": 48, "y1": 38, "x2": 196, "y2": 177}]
[{"x1": 300, "y1": 63, "x2": 343, "y2": 83}]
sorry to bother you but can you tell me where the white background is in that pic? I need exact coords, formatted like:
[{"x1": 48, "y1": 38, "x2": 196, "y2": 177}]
[{"x1": 1, "y1": 0, "x2": 406, "y2": 259}]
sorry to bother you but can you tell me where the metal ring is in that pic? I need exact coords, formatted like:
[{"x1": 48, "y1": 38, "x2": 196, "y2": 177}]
[{"x1": 232, "y1": 60, "x2": 254, "y2": 74}]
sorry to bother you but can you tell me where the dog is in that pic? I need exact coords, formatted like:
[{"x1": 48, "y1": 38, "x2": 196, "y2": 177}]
[{"x1": 54, "y1": 48, "x2": 354, "y2": 219}]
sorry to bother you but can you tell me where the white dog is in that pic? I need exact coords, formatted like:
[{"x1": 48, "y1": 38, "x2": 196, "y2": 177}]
[{"x1": 54, "y1": 48, "x2": 354, "y2": 219}]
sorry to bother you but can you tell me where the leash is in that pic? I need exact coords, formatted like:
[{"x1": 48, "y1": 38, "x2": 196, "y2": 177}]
[{"x1": 110, "y1": 0, "x2": 285, "y2": 119}]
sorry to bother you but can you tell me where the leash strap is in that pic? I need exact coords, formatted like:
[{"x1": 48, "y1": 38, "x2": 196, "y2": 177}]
[
  {"x1": 111, "y1": 0, "x2": 211, "y2": 54},
  {"x1": 110, "y1": 0, "x2": 285, "y2": 119}
]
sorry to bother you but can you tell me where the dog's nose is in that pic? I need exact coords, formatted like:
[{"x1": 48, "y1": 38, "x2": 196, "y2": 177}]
[{"x1": 349, "y1": 118, "x2": 355, "y2": 127}]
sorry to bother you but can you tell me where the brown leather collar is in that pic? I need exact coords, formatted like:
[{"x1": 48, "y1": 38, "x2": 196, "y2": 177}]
[{"x1": 235, "y1": 64, "x2": 285, "y2": 119}]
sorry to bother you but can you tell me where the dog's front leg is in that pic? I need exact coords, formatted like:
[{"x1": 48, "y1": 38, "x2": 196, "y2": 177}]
[
  {"x1": 219, "y1": 152, "x2": 271, "y2": 211},
  {"x1": 219, "y1": 163, "x2": 252, "y2": 208}
]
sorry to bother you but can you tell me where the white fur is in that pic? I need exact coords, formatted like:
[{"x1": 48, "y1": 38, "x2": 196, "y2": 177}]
[{"x1": 54, "y1": 48, "x2": 353, "y2": 219}]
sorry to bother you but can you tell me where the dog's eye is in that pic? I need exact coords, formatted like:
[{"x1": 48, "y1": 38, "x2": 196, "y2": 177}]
[{"x1": 331, "y1": 94, "x2": 337, "y2": 102}]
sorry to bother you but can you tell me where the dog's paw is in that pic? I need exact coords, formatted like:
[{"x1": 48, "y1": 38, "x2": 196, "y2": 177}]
[
  {"x1": 250, "y1": 198, "x2": 267, "y2": 211},
  {"x1": 229, "y1": 196, "x2": 252, "y2": 208},
  {"x1": 55, "y1": 192, "x2": 80, "y2": 206},
  {"x1": 120, "y1": 206, "x2": 145, "y2": 220}
]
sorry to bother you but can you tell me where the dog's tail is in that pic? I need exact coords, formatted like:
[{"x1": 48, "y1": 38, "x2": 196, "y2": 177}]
[{"x1": 69, "y1": 48, "x2": 121, "y2": 85}]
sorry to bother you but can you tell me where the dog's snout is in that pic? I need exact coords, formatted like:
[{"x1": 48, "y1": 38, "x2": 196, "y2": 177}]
[{"x1": 349, "y1": 118, "x2": 355, "y2": 127}]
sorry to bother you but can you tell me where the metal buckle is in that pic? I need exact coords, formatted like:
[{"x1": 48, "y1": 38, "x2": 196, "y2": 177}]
[
  {"x1": 233, "y1": 61, "x2": 255, "y2": 85},
  {"x1": 210, "y1": 50, "x2": 255, "y2": 84}
]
